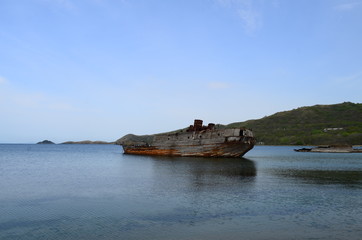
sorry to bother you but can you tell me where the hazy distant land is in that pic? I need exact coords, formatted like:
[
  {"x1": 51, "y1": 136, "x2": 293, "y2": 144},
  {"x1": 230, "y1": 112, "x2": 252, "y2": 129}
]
[{"x1": 61, "y1": 140, "x2": 114, "y2": 144}]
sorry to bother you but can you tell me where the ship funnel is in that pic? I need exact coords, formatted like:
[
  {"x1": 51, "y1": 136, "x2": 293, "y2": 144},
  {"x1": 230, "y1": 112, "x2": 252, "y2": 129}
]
[{"x1": 194, "y1": 119, "x2": 203, "y2": 131}]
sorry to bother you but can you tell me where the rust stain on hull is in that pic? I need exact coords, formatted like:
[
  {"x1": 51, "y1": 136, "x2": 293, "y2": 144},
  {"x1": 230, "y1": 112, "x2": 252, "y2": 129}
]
[
  {"x1": 124, "y1": 147, "x2": 180, "y2": 156},
  {"x1": 123, "y1": 141, "x2": 255, "y2": 158}
]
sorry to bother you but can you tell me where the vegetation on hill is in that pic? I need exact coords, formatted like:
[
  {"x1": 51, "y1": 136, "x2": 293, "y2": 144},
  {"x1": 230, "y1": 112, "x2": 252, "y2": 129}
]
[{"x1": 227, "y1": 102, "x2": 362, "y2": 145}]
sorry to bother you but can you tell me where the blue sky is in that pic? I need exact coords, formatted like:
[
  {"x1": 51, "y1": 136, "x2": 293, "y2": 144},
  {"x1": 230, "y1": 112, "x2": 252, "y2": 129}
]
[{"x1": 1, "y1": 0, "x2": 361, "y2": 143}]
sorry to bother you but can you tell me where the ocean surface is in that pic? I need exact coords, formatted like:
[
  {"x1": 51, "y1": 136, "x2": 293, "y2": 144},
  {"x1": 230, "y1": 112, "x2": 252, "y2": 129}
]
[{"x1": 0, "y1": 144, "x2": 361, "y2": 240}]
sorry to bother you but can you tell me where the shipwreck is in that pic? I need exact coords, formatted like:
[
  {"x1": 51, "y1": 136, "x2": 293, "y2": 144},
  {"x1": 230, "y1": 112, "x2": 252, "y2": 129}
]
[{"x1": 117, "y1": 119, "x2": 255, "y2": 157}]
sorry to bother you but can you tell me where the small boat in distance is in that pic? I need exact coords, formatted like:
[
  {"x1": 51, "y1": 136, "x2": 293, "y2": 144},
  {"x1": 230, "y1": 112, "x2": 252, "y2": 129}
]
[
  {"x1": 294, "y1": 145, "x2": 362, "y2": 153},
  {"x1": 117, "y1": 119, "x2": 255, "y2": 157}
]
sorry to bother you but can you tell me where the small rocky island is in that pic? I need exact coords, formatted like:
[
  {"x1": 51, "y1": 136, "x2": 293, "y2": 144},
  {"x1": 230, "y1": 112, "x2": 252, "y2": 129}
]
[{"x1": 37, "y1": 140, "x2": 55, "y2": 144}]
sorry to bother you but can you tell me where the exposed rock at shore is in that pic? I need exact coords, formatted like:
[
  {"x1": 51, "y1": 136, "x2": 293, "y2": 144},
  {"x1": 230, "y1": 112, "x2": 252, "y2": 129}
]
[
  {"x1": 37, "y1": 140, "x2": 55, "y2": 144},
  {"x1": 115, "y1": 134, "x2": 154, "y2": 146}
]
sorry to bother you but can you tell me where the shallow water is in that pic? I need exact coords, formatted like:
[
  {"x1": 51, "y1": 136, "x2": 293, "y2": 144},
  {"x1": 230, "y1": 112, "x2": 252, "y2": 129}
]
[{"x1": 0, "y1": 144, "x2": 361, "y2": 240}]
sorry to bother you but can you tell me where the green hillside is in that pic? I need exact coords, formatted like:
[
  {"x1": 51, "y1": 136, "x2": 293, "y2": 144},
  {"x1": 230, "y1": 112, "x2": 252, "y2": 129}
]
[{"x1": 227, "y1": 102, "x2": 362, "y2": 145}]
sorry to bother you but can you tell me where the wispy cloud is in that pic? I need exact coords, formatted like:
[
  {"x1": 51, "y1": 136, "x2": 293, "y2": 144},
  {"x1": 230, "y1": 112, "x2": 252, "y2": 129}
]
[
  {"x1": 0, "y1": 79, "x2": 75, "y2": 111},
  {"x1": 215, "y1": 0, "x2": 263, "y2": 34},
  {"x1": 39, "y1": 0, "x2": 76, "y2": 11},
  {"x1": 39, "y1": 0, "x2": 126, "y2": 11},
  {"x1": 333, "y1": 72, "x2": 362, "y2": 88},
  {"x1": 237, "y1": 7, "x2": 261, "y2": 34},
  {"x1": 0, "y1": 76, "x2": 7, "y2": 85},
  {"x1": 53, "y1": 0, "x2": 75, "y2": 9},
  {"x1": 334, "y1": 1, "x2": 362, "y2": 11},
  {"x1": 207, "y1": 81, "x2": 231, "y2": 89},
  {"x1": 7, "y1": 91, "x2": 75, "y2": 111},
  {"x1": 12, "y1": 93, "x2": 46, "y2": 108}
]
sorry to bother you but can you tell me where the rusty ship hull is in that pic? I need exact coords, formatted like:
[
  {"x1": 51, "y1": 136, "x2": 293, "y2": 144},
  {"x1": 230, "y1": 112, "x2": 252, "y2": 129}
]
[{"x1": 119, "y1": 120, "x2": 255, "y2": 158}]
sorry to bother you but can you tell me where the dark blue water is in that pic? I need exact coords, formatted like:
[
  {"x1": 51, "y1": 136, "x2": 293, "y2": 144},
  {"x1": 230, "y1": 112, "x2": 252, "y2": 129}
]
[{"x1": 0, "y1": 144, "x2": 361, "y2": 240}]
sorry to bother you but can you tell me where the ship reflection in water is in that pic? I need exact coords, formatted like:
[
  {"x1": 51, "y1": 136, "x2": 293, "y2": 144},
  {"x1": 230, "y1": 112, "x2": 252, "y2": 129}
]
[{"x1": 148, "y1": 156, "x2": 257, "y2": 190}]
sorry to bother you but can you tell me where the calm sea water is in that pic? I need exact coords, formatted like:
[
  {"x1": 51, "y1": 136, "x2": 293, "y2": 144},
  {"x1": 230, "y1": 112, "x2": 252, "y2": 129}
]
[{"x1": 0, "y1": 144, "x2": 361, "y2": 240}]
